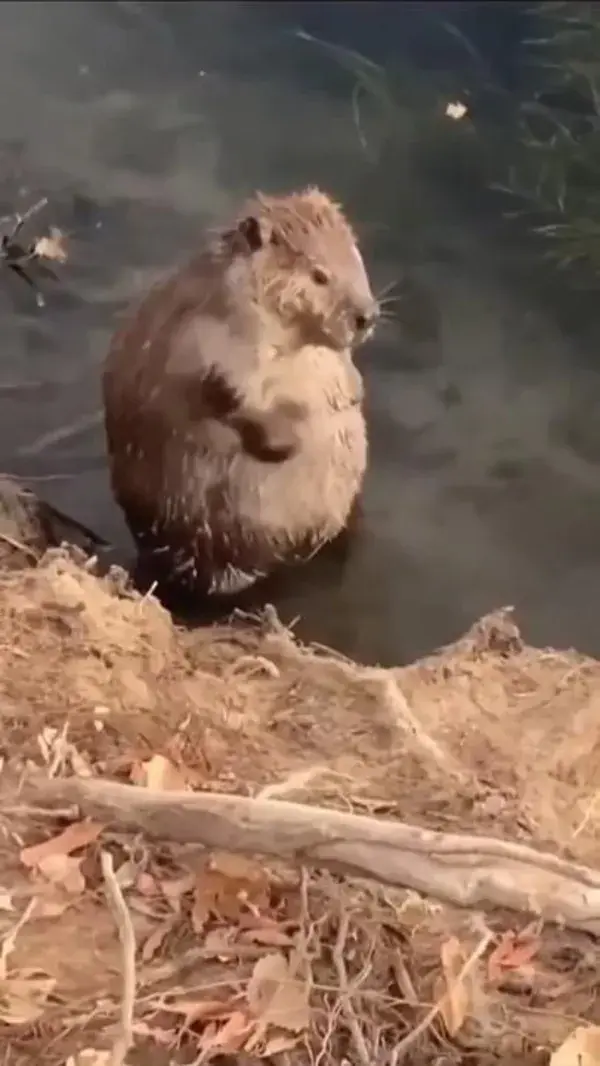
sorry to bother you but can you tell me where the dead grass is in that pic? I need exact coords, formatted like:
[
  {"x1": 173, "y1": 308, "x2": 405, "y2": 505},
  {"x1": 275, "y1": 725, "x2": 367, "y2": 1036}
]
[{"x1": 1, "y1": 545, "x2": 600, "y2": 1065}]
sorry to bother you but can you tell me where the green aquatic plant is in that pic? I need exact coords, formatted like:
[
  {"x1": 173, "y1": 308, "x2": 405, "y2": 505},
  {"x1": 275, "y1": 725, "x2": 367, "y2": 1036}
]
[
  {"x1": 295, "y1": 19, "x2": 505, "y2": 165},
  {"x1": 295, "y1": 17, "x2": 518, "y2": 242},
  {"x1": 298, "y1": 3, "x2": 600, "y2": 286},
  {"x1": 495, "y1": 1, "x2": 600, "y2": 280}
]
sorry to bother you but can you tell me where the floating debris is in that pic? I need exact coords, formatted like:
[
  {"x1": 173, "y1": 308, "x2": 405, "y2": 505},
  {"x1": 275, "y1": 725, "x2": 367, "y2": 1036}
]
[
  {"x1": 445, "y1": 100, "x2": 468, "y2": 121},
  {"x1": 33, "y1": 226, "x2": 69, "y2": 264},
  {"x1": 0, "y1": 197, "x2": 69, "y2": 307}
]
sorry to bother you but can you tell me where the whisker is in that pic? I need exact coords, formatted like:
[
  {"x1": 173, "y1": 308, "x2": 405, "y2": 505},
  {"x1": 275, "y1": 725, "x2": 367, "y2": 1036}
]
[
  {"x1": 376, "y1": 278, "x2": 400, "y2": 302},
  {"x1": 372, "y1": 316, "x2": 397, "y2": 339}
]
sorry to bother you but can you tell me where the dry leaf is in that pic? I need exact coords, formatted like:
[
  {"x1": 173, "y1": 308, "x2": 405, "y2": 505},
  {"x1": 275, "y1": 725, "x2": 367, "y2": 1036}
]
[
  {"x1": 66, "y1": 1052, "x2": 111, "y2": 1066},
  {"x1": 28, "y1": 853, "x2": 86, "y2": 919},
  {"x1": 37, "y1": 726, "x2": 62, "y2": 764},
  {"x1": 203, "y1": 926, "x2": 237, "y2": 958},
  {"x1": 141, "y1": 919, "x2": 175, "y2": 962},
  {"x1": 33, "y1": 227, "x2": 68, "y2": 263},
  {"x1": 238, "y1": 925, "x2": 294, "y2": 948},
  {"x1": 0, "y1": 890, "x2": 14, "y2": 913},
  {"x1": 133, "y1": 754, "x2": 188, "y2": 791},
  {"x1": 197, "y1": 1020, "x2": 218, "y2": 1049},
  {"x1": 0, "y1": 969, "x2": 56, "y2": 1025},
  {"x1": 30, "y1": 892, "x2": 72, "y2": 920},
  {"x1": 128, "y1": 897, "x2": 164, "y2": 920},
  {"x1": 164, "y1": 997, "x2": 235, "y2": 1027},
  {"x1": 487, "y1": 930, "x2": 539, "y2": 982},
  {"x1": 210, "y1": 853, "x2": 269, "y2": 883},
  {"x1": 160, "y1": 871, "x2": 195, "y2": 911},
  {"x1": 438, "y1": 936, "x2": 470, "y2": 1036},
  {"x1": 260, "y1": 1030, "x2": 302, "y2": 1057},
  {"x1": 246, "y1": 952, "x2": 310, "y2": 1041},
  {"x1": 197, "y1": 1010, "x2": 255, "y2": 1054},
  {"x1": 132, "y1": 1021, "x2": 175, "y2": 1047},
  {"x1": 36, "y1": 853, "x2": 86, "y2": 895},
  {"x1": 67, "y1": 1051, "x2": 133, "y2": 1066},
  {"x1": 115, "y1": 861, "x2": 137, "y2": 890},
  {"x1": 247, "y1": 952, "x2": 290, "y2": 1015},
  {"x1": 136, "y1": 871, "x2": 160, "y2": 897},
  {"x1": 192, "y1": 854, "x2": 269, "y2": 931},
  {"x1": 20, "y1": 820, "x2": 103, "y2": 868},
  {"x1": 550, "y1": 1024, "x2": 600, "y2": 1065},
  {"x1": 69, "y1": 748, "x2": 94, "y2": 778}
]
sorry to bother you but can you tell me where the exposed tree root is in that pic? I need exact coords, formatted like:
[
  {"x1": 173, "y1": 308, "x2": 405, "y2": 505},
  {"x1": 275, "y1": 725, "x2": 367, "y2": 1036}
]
[{"x1": 20, "y1": 774, "x2": 600, "y2": 936}]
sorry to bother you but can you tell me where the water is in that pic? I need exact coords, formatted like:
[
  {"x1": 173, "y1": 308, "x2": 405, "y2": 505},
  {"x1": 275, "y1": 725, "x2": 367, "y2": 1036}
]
[{"x1": 2, "y1": 0, "x2": 600, "y2": 666}]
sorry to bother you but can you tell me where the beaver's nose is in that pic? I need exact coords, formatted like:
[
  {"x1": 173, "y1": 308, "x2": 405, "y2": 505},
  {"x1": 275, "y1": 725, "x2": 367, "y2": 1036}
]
[{"x1": 354, "y1": 304, "x2": 379, "y2": 333}]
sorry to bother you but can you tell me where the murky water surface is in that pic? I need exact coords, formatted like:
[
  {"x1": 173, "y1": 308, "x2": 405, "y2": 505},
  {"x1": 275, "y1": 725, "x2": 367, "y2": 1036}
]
[{"x1": 2, "y1": 1, "x2": 600, "y2": 665}]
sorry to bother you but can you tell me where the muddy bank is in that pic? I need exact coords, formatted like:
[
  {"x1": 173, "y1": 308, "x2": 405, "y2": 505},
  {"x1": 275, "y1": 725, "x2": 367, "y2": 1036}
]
[{"x1": 1, "y1": 485, "x2": 600, "y2": 1065}]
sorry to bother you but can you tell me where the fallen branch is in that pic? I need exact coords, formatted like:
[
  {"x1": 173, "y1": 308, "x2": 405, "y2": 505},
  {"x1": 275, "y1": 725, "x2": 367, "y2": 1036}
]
[{"x1": 23, "y1": 775, "x2": 600, "y2": 935}]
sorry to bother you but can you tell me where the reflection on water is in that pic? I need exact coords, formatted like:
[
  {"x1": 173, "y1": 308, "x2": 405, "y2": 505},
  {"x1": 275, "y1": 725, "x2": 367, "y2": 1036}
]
[{"x1": 2, "y1": 0, "x2": 600, "y2": 666}]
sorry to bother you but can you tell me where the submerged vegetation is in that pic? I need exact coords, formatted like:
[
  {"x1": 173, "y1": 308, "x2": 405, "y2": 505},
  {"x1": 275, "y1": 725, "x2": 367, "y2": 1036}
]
[
  {"x1": 300, "y1": 1, "x2": 600, "y2": 289},
  {"x1": 501, "y1": 1, "x2": 600, "y2": 281}
]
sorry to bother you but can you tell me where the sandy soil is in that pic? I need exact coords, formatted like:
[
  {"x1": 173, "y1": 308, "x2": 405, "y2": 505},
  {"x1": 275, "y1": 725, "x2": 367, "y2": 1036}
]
[{"x1": 1, "y1": 532, "x2": 600, "y2": 1066}]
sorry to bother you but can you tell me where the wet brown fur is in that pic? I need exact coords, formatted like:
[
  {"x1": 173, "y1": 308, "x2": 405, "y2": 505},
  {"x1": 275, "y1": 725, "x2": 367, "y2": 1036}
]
[{"x1": 102, "y1": 186, "x2": 378, "y2": 598}]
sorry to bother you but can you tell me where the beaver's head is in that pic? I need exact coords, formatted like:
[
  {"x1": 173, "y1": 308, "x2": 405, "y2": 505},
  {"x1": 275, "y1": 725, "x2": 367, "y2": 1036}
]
[{"x1": 219, "y1": 186, "x2": 379, "y2": 352}]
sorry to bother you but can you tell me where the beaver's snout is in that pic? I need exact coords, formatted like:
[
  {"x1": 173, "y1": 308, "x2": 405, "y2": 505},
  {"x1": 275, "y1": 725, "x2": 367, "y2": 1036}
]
[
  {"x1": 354, "y1": 305, "x2": 378, "y2": 333},
  {"x1": 352, "y1": 300, "x2": 380, "y2": 342},
  {"x1": 327, "y1": 299, "x2": 379, "y2": 351}
]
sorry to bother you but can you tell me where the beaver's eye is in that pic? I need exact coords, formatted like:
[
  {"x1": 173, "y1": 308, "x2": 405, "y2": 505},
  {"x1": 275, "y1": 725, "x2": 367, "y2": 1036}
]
[{"x1": 311, "y1": 267, "x2": 330, "y2": 286}]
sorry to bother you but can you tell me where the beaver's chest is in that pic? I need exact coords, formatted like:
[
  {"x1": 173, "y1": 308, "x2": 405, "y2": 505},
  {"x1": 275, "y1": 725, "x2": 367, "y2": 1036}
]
[{"x1": 255, "y1": 344, "x2": 364, "y2": 415}]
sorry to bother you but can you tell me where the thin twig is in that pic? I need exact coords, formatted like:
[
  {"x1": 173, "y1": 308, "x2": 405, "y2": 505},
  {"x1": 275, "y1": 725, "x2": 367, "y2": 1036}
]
[
  {"x1": 47, "y1": 720, "x2": 70, "y2": 779},
  {"x1": 0, "y1": 197, "x2": 49, "y2": 242},
  {"x1": 18, "y1": 409, "x2": 103, "y2": 458},
  {"x1": 0, "y1": 898, "x2": 37, "y2": 978},
  {"x1": 389, "y1": 930, "x2": 494, "y2": 1063},
  {"x1": 0, "y1": 530, "x2": 39, "y2": 562},
  {"x1": 332, "y1": 910, "x2": 371, "y2": 1066},
  {"x1": 573, "y1": 789, "x2": 600, "y2": 839},
  {"x1": 101, "y1": 849, "x2": 136, "y2": 1066},
  {"x1": 15, "y1": 197, "x2": 48, "y2": 230},
  {"x1": 359, "y1": 671, "x2": 467, "y2": 783}
]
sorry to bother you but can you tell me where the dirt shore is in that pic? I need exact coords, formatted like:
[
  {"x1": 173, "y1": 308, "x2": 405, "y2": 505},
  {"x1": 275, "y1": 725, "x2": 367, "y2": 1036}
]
[{"x1": 1, "y1": 520, "x2": 599, "y2": 1065}]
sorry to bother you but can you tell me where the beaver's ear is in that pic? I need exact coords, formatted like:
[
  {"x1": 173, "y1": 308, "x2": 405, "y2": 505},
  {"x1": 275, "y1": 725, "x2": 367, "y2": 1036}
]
[{"x1": 237, "y1": 215, "x2": 272, "y2": 252}]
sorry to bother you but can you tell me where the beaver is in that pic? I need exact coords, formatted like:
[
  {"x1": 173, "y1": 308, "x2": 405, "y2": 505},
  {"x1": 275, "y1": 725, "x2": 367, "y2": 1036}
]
[{"x1": 102, "y1": 186, "x2": 379, "y2": 600}]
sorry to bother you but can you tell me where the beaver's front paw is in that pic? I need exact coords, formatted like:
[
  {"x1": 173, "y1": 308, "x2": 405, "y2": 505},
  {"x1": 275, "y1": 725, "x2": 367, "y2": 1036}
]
[{"x1": 235, "y1": 399, "x2": 308, "y2": 462}]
